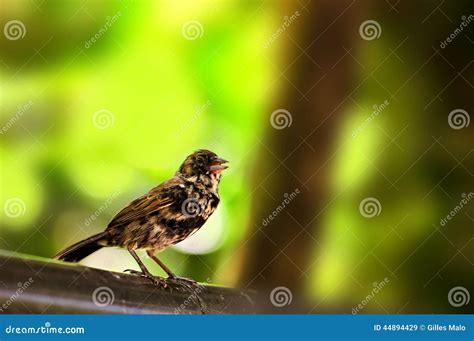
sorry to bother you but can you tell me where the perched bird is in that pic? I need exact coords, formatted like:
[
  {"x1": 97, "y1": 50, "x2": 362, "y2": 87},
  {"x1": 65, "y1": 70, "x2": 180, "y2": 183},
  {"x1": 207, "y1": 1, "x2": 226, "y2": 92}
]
[{"x1": 55, "y1": 149, "x2": 228, "y2": 286}]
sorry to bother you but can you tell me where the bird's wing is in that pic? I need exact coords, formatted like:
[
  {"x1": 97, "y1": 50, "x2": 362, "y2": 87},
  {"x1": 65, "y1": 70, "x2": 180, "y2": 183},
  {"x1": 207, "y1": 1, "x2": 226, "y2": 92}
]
[{"x1": 106, "y1": 177, "x2": 184, "y2": 230}]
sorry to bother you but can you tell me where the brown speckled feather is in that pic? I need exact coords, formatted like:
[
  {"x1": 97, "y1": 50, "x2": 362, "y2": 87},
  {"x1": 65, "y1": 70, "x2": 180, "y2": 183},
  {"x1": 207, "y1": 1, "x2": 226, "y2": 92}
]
[{"x1": 106, "y1": 177, "x2": 179, "y2": 230}]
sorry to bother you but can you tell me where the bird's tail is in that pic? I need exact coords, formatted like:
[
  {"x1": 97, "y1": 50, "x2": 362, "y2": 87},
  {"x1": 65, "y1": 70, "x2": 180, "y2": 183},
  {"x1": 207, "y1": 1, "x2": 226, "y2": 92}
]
[{"x1": 55, "y1": 232, "x2": 109, "y2": 263}]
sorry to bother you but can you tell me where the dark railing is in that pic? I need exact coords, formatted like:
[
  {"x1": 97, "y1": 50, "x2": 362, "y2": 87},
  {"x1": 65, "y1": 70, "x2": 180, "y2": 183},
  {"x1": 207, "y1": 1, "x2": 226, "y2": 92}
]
[{"x1": 0, "y1": 251, "x2": 257, "y2": 314}]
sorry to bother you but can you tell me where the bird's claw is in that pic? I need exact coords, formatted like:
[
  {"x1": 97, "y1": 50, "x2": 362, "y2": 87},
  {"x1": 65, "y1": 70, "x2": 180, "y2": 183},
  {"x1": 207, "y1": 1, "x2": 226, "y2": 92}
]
[
  {"x1": 167, "y1": 275, "x2": 204, "y2": 290},
  {"x1": 123, "y1": 269, "x2": 168, "y2": 288},
  {"x1": 167, "y1": 276, "x2": 207, "y2": 313},
  {"x1": 168, "y1": 275, "x2": 196, "y2": 284}
]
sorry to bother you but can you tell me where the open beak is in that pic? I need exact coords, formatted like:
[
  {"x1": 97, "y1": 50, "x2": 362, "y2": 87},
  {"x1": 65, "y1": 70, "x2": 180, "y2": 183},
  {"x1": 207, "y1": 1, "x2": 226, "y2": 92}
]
[{"x1": 209, "y1": 157, "x2": 229, "y2": 172}]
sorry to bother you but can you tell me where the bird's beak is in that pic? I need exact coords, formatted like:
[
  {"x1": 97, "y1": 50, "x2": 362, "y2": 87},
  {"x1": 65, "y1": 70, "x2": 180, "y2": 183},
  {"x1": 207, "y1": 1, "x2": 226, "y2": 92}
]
[{"x1": 209, "y1": 157, "x2": 229, "y2": 172}]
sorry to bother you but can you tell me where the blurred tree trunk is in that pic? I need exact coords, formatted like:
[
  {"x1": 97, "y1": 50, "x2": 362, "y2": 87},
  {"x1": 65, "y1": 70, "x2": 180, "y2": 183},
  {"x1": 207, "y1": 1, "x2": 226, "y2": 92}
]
[
  {"x1": 241, "y1": 0, "x2": 359, "y2": 301},
  {"x1": 240, "y1": 0, "x2": 473, "y2": 313},
  {"x1": 363, "y1": 1, "x2": 474, "y2": 312}
]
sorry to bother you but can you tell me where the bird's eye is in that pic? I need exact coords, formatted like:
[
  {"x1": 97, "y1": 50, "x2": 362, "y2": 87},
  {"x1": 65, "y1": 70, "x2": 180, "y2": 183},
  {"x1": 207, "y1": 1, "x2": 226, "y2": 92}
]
[{"x1": 196, "y1": 156, "x2": 204, "y2": 165}]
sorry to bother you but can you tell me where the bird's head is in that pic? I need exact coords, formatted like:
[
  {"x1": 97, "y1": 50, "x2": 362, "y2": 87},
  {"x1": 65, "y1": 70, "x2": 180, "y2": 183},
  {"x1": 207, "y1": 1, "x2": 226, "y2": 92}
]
[{"x1": 177, "y1": 149, "x2": 229, "y2": 184}]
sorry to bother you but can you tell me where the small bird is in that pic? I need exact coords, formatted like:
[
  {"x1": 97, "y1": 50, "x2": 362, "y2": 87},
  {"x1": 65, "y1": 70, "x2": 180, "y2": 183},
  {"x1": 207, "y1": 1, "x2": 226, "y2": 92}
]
[{"x1": 55, "y1": 149, "x2": 228, "y2": 287}]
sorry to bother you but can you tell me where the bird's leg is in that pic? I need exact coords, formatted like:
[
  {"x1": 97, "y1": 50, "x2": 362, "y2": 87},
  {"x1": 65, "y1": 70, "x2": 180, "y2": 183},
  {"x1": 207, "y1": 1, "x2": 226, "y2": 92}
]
[
  {"x1": 146, "y1": 250, "x2": 200, "y2": 286},
  {"x1": 146, "y1": 250, "x2": 176, "y2": 277},
  {"x1": 146, "y1": 250, "x2": 207, "y2": 313},
  {"x1": 124, "y1": 249, "x2": 167, "y2": 287}
]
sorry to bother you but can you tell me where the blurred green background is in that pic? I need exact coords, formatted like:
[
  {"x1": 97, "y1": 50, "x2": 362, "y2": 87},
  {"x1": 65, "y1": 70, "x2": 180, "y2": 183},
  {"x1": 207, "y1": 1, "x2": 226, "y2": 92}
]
[{"x1": 1, "y1": 0, "x2": 473, "y2": 313}]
